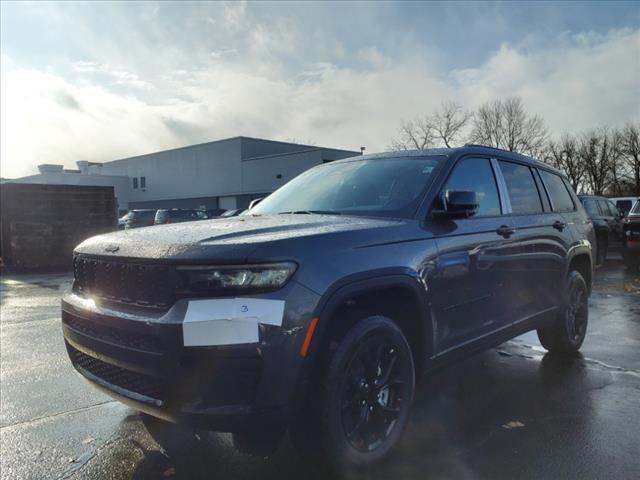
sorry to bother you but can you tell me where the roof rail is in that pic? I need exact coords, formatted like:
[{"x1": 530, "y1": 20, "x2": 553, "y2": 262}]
[{"x1": 463, "y1": 143, "x2": 513, "y2": 153}]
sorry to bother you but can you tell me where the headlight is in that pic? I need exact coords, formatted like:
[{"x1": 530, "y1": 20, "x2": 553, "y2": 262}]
[{"x1": 177, "y1": 263, "x2": 297, "y2": 293}]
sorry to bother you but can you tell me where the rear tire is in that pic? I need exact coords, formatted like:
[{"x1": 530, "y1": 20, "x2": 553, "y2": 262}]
[
  {"x1": 291, "y1": 316, "x2": 415, "y2": 471},
  {"x1": 537, "y1": 270, "x2": 589, "y2": 354},
  {"x1": 596, "y1": 234, "x2": 608, "y2": 265}
]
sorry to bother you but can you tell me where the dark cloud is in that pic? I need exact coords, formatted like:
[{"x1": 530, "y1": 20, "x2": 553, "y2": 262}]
[
  {"x1": 162, "y1": 116, "x2": 212, "y2": 144},
  {"x1": 55, "y1": 90, "x2": 83, "y2": 111}
]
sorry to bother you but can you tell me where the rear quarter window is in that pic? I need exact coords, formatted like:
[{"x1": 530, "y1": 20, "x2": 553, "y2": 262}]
[{"x1": 539, "y1": 170, "x2": 575, "y2": 212}]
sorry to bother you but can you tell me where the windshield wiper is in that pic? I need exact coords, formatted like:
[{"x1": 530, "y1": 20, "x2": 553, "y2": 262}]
[{"x1": 278, "y1": 210, "x2": 343, "y2": 215}]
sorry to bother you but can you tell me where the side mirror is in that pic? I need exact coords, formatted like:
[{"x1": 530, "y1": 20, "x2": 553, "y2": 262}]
[{"x1": 434, "y1": 190, "x2": 479, "y2": 218}]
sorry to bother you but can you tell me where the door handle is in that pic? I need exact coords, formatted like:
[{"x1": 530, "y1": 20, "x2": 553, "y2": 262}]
[
  {"x1": 496, "y1": 225, "x2": 516, "y2": 238},
  {"x1": 553, "y1": 220, "x2": 567, "y2": 231}
]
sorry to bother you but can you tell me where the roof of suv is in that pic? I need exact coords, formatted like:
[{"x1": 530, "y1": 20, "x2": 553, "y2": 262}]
[{"x1": 335, "y1": 144, "x2": 565, "y2": 177}]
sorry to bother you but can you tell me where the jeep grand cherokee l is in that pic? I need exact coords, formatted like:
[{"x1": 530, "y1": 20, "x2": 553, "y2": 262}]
[{"x1": 61, "y1": 145, "x2": 595, "y2": 470}]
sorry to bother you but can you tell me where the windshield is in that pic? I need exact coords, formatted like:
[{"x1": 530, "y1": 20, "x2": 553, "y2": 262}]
[
  {"x1": 250, "y1": 156, "x2": 444, "y2": 218},
  {"x1": 631, "y1": 200, "x2": 640, "y2": 215}
]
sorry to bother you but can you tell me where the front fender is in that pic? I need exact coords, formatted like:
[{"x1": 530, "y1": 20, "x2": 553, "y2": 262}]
[{"x1": 307, "y1": 269, "x2": 433, "y2": 368}]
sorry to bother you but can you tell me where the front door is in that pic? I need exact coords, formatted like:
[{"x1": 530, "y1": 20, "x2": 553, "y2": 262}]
[{"x1": 430, "y1": 157, "x2": 515, "y2": 354}]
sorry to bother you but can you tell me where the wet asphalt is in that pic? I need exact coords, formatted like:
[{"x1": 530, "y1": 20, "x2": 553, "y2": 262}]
[{"x1": 1, "y1": 258, "x2": 639, "y2": 480}]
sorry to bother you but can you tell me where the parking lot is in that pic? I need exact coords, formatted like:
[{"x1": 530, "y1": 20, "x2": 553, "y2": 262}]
[{"x1": 1, "y1": 257, "x2": 639, "y2": 480}]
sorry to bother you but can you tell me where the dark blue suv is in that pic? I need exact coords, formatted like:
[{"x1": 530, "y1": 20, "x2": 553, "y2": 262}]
[{"x1": 61, "y1": 145, "x2": 595, "y2": 470}]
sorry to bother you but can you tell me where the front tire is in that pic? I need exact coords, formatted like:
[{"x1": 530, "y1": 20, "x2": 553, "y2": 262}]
[
  {"x1": 291, "y1": 316, "x2": 415, "y2": 471},
  {"x1": 537, "y1": 270, "x2": 589, "y2": 353}
]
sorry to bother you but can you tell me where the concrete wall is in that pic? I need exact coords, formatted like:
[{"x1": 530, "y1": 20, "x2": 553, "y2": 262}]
[
  {"x1": 100, "y1": 137, "x2": 242, "y2": 204},
  {"x1": 241, "y1": 149, "x2": 323, "y2": 193},
  {"x1": 241, "y1": 137, "x2": 313, "y2": 160},
  {"x1": 100, "y1": 137, "x2": 357, "y2": 207}
]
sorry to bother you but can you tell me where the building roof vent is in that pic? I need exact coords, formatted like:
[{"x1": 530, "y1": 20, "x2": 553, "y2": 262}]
[{"x1": 37, "y1": 164, "x2": 64, "y2": 173}]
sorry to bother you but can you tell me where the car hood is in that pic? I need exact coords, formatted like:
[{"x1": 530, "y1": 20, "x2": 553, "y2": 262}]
[{"x1": 75, "y1": 214, "x2": 411, "y2": 262}]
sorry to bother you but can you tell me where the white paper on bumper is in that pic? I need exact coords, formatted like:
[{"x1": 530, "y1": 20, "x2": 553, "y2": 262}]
[{"x1": 183, "y1": 298, "x2": 285, "y2": 347}]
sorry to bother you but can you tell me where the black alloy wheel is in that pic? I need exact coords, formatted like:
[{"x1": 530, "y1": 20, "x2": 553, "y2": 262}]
[
  {"x1": 338, "y1": 334, "x2": 413, "y2": 453},
  {"x1": 537, "y1": 270, "x2": 589, "y2": 353},
  {"x1": 566, "y1": 279, "x2": 588, "y2": 344}
]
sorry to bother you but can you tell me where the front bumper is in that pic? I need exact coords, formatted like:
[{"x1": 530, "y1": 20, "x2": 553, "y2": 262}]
[{"x1": 61, "y1": 280, "x2": 320, "y2": 432}]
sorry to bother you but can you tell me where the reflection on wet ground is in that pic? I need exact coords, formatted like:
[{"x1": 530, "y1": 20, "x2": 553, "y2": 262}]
[{"x1": 1, "y1": 260, "x2": 638, "y2": 479}]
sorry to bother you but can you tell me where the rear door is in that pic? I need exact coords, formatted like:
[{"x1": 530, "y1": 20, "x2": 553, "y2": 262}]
[
  {"x1": 496, "y1": 160, "x2": 568, "y2": 320},
  {"x1": 430, "y1": 157, "x2": 516, "y2": 353},
  {"x1": 601, "y1": 199, "x2": 622, "y2": 243}
]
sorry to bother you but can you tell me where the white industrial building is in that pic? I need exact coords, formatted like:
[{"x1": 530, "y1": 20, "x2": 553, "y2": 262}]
[{"x1": 8, "y1": 137, "x2": 359, "y2": 214}]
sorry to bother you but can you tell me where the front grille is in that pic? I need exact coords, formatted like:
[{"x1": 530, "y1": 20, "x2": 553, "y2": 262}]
[
  {"x1": 62, "y1": 312, "x2": 163, "y2": 354},
  {"x1": 73, "y1": 255, "x2": 176, "y2": 308},
  {"x1": 68, "y1": 344, "x2": 165, "y2": 401}
]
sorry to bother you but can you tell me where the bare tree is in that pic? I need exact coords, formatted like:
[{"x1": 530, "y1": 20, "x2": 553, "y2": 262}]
[
  {"x1": 619, "y1": 122, "x2": 640, "y2": 195},
  {"x1": 470, "y1": 96, "x2": 547, "y2": 157},
  {"x1": 546, "y1": 133, "x2": 584, "y2": 192},
  {"x1": 430, "y1": 101, "x2": 472, "y2": 148},
  {"x1": 579, "y1": 129, "x2": 619, "y2": 195},
  {"x1": 469, "y1": 99, "x2": 503, "y2": 149},
  {"x1": 608, "y1": 129, "x2": 626, "y2": 196},
  {"x1": 389, "y1": 118, "x2": 435, "y2": 150},
  {"x1": 389, "y1": 101, "x2": 472, "y2": 150}
]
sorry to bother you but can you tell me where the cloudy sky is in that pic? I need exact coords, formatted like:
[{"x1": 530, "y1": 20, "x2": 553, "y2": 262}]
[{"x1": 1, "y1": 1, "x2": 639, "y2": 178}]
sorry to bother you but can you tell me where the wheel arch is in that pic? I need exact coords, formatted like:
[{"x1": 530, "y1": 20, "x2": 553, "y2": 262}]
[
  {"x1": 566, "y1": 243, "x2": 593, "y2": 294},
  {"x1": 308, "y1": 271, "x2": 433, "y2": 376}
]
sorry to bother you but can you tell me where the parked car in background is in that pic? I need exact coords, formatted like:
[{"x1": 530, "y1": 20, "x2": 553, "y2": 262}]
[
  {"x1": 578, "y1": 195, "x2": 624, "y2": 264},
  {"x1": 62, "y1": 145, "x2": 595, "y2": 470},
  {"x1": 610, "y1": 196, "x2": 640, "y2": 216},
  {"x1": 219, "y1": 208, "x2": 244, "y2": 217},
  {"x1": 247, "y1": 198, "x2": 264, "y2": 210},
  {"x1": 117, "y1": 214, "x2": 128, "y2": 230},
  {"x1": 622, "y1": 200, "x2": 640, "y2": 272},
  {"x1": 154, "y1": 208, "x2": 209, "y2": 225},
  {"x1": 123, "y1": 209, "x2": 157, "y2": 229},
  {"x1": 206, "y1": 208, "x2": 227, "y2": 218}
]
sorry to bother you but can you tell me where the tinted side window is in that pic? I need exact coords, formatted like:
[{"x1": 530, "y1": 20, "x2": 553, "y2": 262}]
[
  {"x1": 582, "y1": 199, "x2": 601, "y2": 216},
  {"x1": 616, "y1": 200, "x2": 632, "y2": 213},
  {"x1": 444, "y1": 158, "x2": 501, "y2": 216},
  {"x1": 604, "y1": 200, "x2": 619, "y2": 217},
  {"x1": 498, "y1": 161, "x2": 542, "y2": 214},
  {"x1": 539, "y1": 170, "x2": 575, "y2": 212}
]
